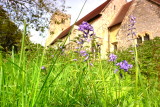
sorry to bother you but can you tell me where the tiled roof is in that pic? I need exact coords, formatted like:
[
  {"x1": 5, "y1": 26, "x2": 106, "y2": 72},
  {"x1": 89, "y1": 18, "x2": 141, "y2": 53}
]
[
  {"x1": 50, "y1": 0, "x2": 112, "y2": 45},
  {"x1": 108, "y1": 1, "x2": 132, "y2": 27},
  {"x1": 50, "y1": 0, "x2": 160, "y2": 45},
  {"x1": 108, "y1": 0, "x2": 160, "y2": 28},
  {"x1": 150, "y1": 0, "x2": 160, "y2": 5}
]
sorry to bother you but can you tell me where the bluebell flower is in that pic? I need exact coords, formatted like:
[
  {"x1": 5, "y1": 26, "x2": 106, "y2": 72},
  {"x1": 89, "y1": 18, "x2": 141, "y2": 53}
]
[
  {"x1": 129, "y1": 50, "x2": 134, "y2": 54},
  {"x1": 129, "y1": 50, "x2": 134, "y2": 53},
  {"x1": 130, "y1": 15, "x2": 136, "y2": 24},
  {"x1": 128, "y1": 15, "x2": 136, "y2": 39},
  {"x1": 75, "y1": 47, "x2": 79, "y2": 49},
  {"x1": 90, "y1": 63, "x2": 94, "y2": 66},
  {"x1": 86, "y1": 38, "x2": 92, "y2": 42},
  {"x1": 84, "y1": 55, "x2": 89, "y2": 61},
  {"x1": 77, "y1": 39, "x2": 84, "y2": 44},
  {"x1": 41, "y1": 66, "x2": 46, "y2": 70},
  {"x1": 73, "y1": 59, "x2": 78, "y2": 61},
  {"x1": 78, "y1": 21, "x2": 94, "y2": 38},
  {"x1": 114, "y1": 69, "x2": 119, "y2": 73},
  {"x1": 60, "y1": 46, "x2": 63, "y2": 49},
  {"x1": 116, "y1": 60, "x2": 133, "y2": 72},
  {"x1": 80, "y1": 50, "x2": 88, "y2": 56},
  {"x1": 109, "y1": 53, "x2": 117, "y2": 62},
  {"x1": 78, "y1": 21, "x2": 94, "y2": 32},
  {"x1": 74, "y1": 21, "x2": 95, "y2": 62}
]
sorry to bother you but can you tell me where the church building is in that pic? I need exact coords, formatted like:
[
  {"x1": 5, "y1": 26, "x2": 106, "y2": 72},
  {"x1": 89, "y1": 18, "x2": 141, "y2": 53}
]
[{"x1": 46, "y1": 0, "x2": 160, "y2": 58}]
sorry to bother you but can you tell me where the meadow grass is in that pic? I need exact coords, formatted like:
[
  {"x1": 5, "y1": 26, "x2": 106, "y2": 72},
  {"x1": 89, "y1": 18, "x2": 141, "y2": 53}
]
[
  {"x1": 0, "y1": 27, "x2": 160, "y2": 106},
  {"x1": 0, "y1": 11, "x2": 160, "y2": 107}
]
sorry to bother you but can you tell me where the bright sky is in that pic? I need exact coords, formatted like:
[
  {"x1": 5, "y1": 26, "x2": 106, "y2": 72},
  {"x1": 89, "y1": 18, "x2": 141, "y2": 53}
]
[
  {"x1": 65, "y1": 0, "x2": 109, "y2": 24},
  {"x1": 30, "y1": 0, "x2": 132, "y2": 46}
]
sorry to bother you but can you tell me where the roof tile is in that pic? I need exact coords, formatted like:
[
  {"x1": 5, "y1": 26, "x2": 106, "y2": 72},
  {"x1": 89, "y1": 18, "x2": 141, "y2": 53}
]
[{"x1": 50, "y1": 0, "x2": 112, "y2": 45}]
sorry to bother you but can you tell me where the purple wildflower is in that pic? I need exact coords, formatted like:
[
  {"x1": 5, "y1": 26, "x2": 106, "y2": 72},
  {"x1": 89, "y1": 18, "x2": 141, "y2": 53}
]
[
  {"x1": 90, "y1": 63, "x2": 94, "y2": 66},
  {"x1": 74, "y1": 21, "x2": 95, "y2": 62},
  {"x1": 78, "y1": 21, "x2": 94, "y2": 38},
  {"x1": 80, "y1": 50, "x2": 88, "y2": 56},
  {"x1": 79, "y1": 50, "x2": 90, "y2": 61},
  {"x1": 129, "y1": 50, "x2": 134, "y2": 53},
  {"x1": 109, "y1": 54, "x2": 117, "y2": 62},
  {"x1": 129, "y1": 50, "x2": 134, "y2": 54},
  {"x1": 73, "y1": 59, "x2": 78, "y2": 61},
  {"x1": 86, "y1": 38, "x2": 92, "y2": 42},
  {"x1": 116, "y1": 60, "x2": 133, "y2": 72},
  {"x1": 130, "y1": 15, "x2": 136, "y2": 24},
  {"x1": 60, "y1": 46, "x2": 63, "y2": 49},
  {"x1": 75, "y1": 47, "x2": 79, "y2": 49},
  {"x1": 114, "y1": 69, "x2": 119, "y2": 73},
  {"x1": 78, "y1": 21, "x2": 94, "y2": 32},
  {"x1": 84, "y1": 55, "x2": 89, "y2": 61},
  {"x1": 128, "y1": 15, "x2": 136, "y2": 39},
  {"x1": 41, "y1": 66, "x2": 46, "y2": 70},
  {"x1": 77, "y1": 39, "x2": 84, "y2": 44}
]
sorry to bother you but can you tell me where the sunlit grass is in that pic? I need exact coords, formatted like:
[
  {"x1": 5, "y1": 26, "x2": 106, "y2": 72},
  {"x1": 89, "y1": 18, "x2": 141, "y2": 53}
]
[
  {"x1": 0, "y1": 43, "x2": 160, "y2": 106},
  {"x1": 0, "y1": 13, "x2": 160, "y2": 107}
]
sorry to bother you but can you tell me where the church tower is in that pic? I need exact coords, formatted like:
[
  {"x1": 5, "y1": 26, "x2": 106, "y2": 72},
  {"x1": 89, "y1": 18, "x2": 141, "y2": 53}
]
[{"x1": 46, "y1": 10, "x2": 71, "y2": 46}]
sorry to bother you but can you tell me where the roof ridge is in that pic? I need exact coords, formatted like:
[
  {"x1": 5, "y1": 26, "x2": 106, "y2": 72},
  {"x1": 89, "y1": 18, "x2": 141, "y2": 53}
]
[
  {"x1": 50, "y1": 0, "x2": 113, "y2": 45},
  {"x1": 149, "y1": 0, "x2": 160, "y2": 5},
  {"x1": 108, "y1": 1, "x2": 133, "y2": 27}
]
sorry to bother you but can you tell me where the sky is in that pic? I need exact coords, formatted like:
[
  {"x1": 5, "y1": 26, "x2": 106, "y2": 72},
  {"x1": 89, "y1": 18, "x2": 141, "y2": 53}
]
[
  {"x1": 30, "y1": 0, "x2": 132, "y2": 46},
  {"x1": 65, "y1": 0, "x2": 109, "y2": 24}
]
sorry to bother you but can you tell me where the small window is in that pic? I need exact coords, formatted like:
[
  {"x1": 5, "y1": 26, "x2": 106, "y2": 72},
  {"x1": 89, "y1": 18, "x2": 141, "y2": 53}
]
[
  {"x1": 114, "y1": 44, "x2": 117, "y2": 51},
  {"x1": 112, "y1": 42, "x2": 118, "y2": 51},
  {"x1": 137, "y1": 36, "x2": 142, "y2": 44},
  {"x1": 144, "y1": 33, "x2": 150, "y2": 41}
]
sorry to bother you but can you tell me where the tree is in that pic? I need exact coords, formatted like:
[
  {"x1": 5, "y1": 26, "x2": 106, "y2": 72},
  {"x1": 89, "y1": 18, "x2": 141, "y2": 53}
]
[
  {"x1": 0, "y1": 0, "x2": 68, "y2": 33},
  {"x1": 0, "y1": 6, "x2": 22, "y2": 52}
]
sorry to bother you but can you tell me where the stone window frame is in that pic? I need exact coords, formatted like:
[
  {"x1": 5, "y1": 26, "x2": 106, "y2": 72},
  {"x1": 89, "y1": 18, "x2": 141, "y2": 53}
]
[{"x1": 136, "y1": 32, "x2": 152, "y2": 45}]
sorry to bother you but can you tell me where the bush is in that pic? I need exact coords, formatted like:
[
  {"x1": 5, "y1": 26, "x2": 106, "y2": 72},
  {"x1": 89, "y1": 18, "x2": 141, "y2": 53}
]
[{"x1": 116, "y1": 37, "x2": 160, "y2": 78}]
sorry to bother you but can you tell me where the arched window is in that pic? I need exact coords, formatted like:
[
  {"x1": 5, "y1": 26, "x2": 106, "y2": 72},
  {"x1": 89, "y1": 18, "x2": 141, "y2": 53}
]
[
  {"x1": 137, "y1": 36, "x2": 142, "y2": 44},
  {"x1": 144, "y1": 33, "x2": 150, "y2": 41}
]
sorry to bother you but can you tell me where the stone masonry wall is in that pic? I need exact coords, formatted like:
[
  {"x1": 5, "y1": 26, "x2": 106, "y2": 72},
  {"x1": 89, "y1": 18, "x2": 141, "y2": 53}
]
[
  {"x1": 60, "y1": 0, "x2": 127, "y2": 59},
  {"x1": 91, "y1": 0, "x2": 127, "y2": 58},
  {"x1": 46, "y1": 10, "x2": 71, "y2": 46},
  {"x1": 117, "y1": 0, "x2": 160, "y2": 50}
]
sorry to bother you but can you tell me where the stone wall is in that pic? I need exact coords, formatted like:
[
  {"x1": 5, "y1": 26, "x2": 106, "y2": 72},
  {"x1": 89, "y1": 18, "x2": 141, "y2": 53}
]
[
  {"x1": 117, "y1": 0, "x2": 160, "y2": 49},
  {"x1": 90, "y1": 0, "x2": 127, "y2": 58},
  {"x1": 57, "y1": 0, "x2": 127, "y2": 58},
  {"x1": 46, "y1": 10, "x2": 71, "y2": 46},
  {"x1": 109, "y1": 24, "x2": 121, "y2": 52}
]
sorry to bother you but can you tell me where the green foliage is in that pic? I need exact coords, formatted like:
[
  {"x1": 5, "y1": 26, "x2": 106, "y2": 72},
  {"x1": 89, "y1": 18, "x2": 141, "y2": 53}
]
[
  {"x1": 0, "y1": 7, "x2": 22, "y2": 52},
  {"x1": 0, "y1": 21, "x2": 159, "y2": 106},
  {"x1": 0, "y1": 0, "x2": 68, "y2": 32},
  {"x1": 116, "y1": 37, "x2": 160, "y2": 77},
  {"x1": 1, "y1": 43, "x2": 160, "y2": 106},
  {"x1": 138, "y1": 37, "x2": 160, "y2": 76}
]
